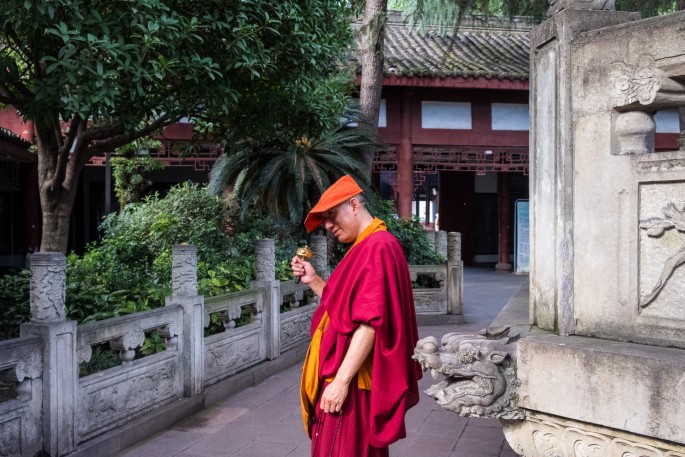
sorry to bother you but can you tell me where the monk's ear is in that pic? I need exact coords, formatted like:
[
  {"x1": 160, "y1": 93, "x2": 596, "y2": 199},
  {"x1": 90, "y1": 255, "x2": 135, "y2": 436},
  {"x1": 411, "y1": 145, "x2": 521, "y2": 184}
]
[{"x1": 349, "y1": 197, "x2": 360, "y2": 213}]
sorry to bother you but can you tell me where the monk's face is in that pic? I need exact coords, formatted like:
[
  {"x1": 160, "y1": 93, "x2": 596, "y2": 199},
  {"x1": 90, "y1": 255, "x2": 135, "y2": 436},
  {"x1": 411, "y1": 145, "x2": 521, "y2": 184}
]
[{"x1": 321, "y1": 199, "x2": 360, "y2": 243}]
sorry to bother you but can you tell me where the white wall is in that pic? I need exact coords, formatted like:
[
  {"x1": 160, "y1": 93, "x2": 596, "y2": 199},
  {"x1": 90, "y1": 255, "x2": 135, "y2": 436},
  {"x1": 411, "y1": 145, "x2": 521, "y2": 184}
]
[
  {"x1": 491, "y1": 103, "x2": 529, "y2": 131},
  {"x1": 421, "y1": 101, "x2": 472, "y2": 129}
]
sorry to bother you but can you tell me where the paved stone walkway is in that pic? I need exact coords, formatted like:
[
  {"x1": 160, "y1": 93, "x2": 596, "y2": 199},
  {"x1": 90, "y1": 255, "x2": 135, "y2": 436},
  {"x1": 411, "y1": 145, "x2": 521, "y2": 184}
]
[{"x1": 116, "y1": 268, "x2": 526, "y2": 457}]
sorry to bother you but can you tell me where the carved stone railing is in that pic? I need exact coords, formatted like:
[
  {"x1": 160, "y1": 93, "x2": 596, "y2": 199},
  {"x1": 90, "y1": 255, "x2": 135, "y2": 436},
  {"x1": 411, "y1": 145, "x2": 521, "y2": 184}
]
[
  {"x1": 76, "y1": 306, "x2": 184, "y2": 442},
  {"x1": 410, "y1": 231, "x2": 464, "y2": 316},
  {"x1": 280, "y1": 279, "x2": 316, "y2": 353},
  {"x1": 409, "y1": 264, "x2": 448, "y2": 314},
  {"x1": 203, "y1": 289, "x2": 265, "y2": 386},
  {"x1": 0, "y1": 336, "x2": 43, "y2": 457}
]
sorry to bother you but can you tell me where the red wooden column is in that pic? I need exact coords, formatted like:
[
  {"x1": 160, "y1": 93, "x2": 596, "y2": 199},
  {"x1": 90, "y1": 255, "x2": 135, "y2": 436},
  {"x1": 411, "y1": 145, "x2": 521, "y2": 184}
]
[
  {"x1": 397, "y1": 89, "x2": 413, "y2": 219},
  {"x1": 496, "y1": 172, "x2": 513, "y2": 271}
]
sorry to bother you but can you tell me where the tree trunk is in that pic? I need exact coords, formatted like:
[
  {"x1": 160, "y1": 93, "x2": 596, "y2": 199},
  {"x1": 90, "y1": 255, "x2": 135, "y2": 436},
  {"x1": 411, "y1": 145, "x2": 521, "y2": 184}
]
[
  {"x1": 358, "y1": 0, "x2": 388, "y2": 180},
  {"x1": 36, "y1": 141, "x2": 82, "y2": 254},
  {"x1": 40, "y1": 193, "x2": 77, "y2": 253}
]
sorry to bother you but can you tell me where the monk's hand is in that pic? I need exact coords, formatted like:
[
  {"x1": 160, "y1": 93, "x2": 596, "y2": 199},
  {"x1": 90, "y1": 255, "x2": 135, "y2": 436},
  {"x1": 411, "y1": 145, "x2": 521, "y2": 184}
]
[
  {"x1": 291, "y1": 256, "x2": 316, "y2": 284},
  {"x1": 320, "y1": 379, "x2": 348, "y2": 414}
]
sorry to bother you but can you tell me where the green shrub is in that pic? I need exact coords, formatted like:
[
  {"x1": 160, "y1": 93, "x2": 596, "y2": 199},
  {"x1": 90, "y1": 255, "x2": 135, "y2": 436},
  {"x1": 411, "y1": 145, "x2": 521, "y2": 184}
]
[{"x1": 0, "y1": 269, "x2": 30, "y2": 340}]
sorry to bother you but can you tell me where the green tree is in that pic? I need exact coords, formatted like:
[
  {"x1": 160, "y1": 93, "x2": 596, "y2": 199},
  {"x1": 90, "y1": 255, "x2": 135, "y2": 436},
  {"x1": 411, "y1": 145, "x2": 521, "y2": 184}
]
[
  {"x1": 0, "y1": 0, "x2": 353, "y2": 253},
  {"x1": 209, "y1": 124, "x2": 378, "y2": 224},
  {"x1": 357, "y1": 0, "x2": 389, "y2": 176}
]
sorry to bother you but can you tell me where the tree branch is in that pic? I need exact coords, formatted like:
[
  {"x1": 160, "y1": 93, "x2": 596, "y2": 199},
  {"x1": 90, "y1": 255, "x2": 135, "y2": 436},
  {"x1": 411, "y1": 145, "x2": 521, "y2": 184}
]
[{"x1": 89, "y1": 115, "x2": 178, "y2": 156}]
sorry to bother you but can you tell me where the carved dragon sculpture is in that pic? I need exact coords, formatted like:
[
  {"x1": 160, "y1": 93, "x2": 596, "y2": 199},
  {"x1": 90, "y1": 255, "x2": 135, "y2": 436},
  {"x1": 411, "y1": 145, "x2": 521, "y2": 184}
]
[{"x1": 413, "y1": 326, "x2": 523, "y2": 420}]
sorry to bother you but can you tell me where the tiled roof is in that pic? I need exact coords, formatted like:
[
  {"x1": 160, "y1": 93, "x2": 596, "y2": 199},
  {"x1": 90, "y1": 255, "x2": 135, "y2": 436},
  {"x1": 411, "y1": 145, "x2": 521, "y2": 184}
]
[
  {"x1": 352, "y1": 13, "x2": 534, "y2": 81},
  {"x1": 0, "y1": 127, "x2": 31, "y2": 146}
]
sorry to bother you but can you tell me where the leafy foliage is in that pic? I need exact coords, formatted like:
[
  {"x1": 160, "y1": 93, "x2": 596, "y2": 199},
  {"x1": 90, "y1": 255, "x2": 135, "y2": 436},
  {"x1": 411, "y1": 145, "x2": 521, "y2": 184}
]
[
  {"x1": 394, "y1": 0, "x2": 683, "y2": 35},
  {"x1": 112, "y1": 137, "x2": 164, "y2": 210},
  {"x1": 615, "y1": 0, "x2": 684, "y2": 16},
  {"x1": 0, "y1": 0, "x2": 355, "y2": 252},
  {"x1": 370, "y1": 198, "x2": 446, "y2": 265},
  {"x1": 209, "y1": 124, "x2": 378, "y2": 224},
  {"x1": 0, "y1": 270, "x2": 30, "y2": 340}
]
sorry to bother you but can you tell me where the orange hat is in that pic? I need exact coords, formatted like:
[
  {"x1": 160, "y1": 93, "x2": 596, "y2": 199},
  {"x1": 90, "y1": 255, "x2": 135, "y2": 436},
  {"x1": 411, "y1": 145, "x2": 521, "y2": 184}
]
[{"x1": 304, "y1": 175, "x2": 363, "y2": 232}]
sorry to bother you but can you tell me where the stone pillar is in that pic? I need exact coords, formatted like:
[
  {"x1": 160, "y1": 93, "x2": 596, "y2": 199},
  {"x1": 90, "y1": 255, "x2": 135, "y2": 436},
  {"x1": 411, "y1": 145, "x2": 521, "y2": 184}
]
[
  {"x1": 496, "y1": 173, "x2": 512, "y2": 271},
  {"x1": 398, "y1": 89, "x2": 414, "y2": 219},
  {"x1": 253, "y1": 239, "x2": 281, "y2": 360},
  {"x1": 310, "y1": 235, "x2": 328, "y2": 280},
  {"x1": 166, "y1": 244, "x2": 204, "y2": 396},
  {"x1": 20, "y1": 252, "x2": 77, "y2": 456},
  {"x1": 447, "y1": 232, "x2": 464, "y2": 315},
  {"x1": 448, "y1": 232, "x2": 462, "y2": 264},
  {"x1": 529, "y1": 7, "x2": 638, "y2": 335},
  {"x1": 423, "y1": 229, "x2": 436, "y2": 252},
  {"x1": 435, "y1": 230, "x2": 448, "y2": 259}
]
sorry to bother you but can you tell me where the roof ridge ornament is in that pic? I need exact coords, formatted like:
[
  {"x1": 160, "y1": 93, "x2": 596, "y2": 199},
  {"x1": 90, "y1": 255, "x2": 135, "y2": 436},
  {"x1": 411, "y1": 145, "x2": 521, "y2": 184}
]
[{"x1": 547, "y1": 0, "x2": 616, "y2": 17}]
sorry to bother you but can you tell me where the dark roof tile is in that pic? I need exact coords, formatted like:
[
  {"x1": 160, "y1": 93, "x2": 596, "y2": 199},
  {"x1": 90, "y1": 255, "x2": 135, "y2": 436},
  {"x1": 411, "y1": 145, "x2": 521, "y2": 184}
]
[{"x1": 353, "y1": 13, "x2": 533, "y2": 81}]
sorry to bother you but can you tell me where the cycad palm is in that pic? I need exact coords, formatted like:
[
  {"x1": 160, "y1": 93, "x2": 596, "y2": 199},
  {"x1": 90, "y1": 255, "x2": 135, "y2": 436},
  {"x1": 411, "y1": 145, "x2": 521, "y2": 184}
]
[{"x1": 209, "y1": 126, "x2": 379, "y2": 224}]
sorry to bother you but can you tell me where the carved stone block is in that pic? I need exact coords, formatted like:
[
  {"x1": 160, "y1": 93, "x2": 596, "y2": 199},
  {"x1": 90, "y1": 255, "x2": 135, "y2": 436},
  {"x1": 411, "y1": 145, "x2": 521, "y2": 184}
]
[
  {"x1": 255, "y1": 239, "x2": 276, "y2": 281},
  {"x1": 172, "y1": 244, "x2": 197, "y2": 297},
  {"x1": 79, "y1": 356, "x2": 179, "y2": 439},
  {"x1": 502, "y1": 413, "x2": 685, "y2": 457},
  {"x1": 638, "y1": 182, "x2": 685, "y2": 319},
  {"x1": 280, "y1": 306, "x2": 315, "y2": 352},
  {"x1": 29, "y1": 252, "x2": 66, "y2": 322},
  {"x1": 204, "y1": 330, "x2": 263, "y2": 384},
  {"x1": 413, "y1": 327, "x2": 522, "y2": 420}
]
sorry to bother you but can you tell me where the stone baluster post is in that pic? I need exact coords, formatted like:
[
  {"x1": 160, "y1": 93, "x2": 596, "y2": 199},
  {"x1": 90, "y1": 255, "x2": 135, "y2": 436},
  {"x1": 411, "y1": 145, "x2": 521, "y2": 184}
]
[
  {"x1": 423, "y1": 229, "x2": 436, "y2": 252},
  {"x1": 436, "y1": 230, "x2": 448, "y2": 259},
  {"x1": 310, "y1": 235, "x2": 328, "y2": 281},
  {"x1": 253, "y1": 239, "x2": 281, "y2": 360},
  {"x1": 20, "y1": 253, "x2": 77, "y2": 456},
  {"x1": 447, "y1": 232, "x2": 464, "y2": 315},
  {"x1": 166, "y1": 244, "x2": 204, "y2": 396}
]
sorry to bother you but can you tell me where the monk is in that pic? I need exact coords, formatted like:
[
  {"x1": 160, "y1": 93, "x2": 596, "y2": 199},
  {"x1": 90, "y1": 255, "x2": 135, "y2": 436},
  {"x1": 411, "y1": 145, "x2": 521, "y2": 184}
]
[{"x1": 292, "y1": 175, "x2": 422, "y2": 457}]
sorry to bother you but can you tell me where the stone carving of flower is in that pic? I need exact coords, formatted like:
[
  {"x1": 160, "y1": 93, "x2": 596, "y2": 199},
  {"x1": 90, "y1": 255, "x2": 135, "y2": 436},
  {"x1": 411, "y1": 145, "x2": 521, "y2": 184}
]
[{"x1": 638, "y1": 202, "x2": 685, "y2": 308}]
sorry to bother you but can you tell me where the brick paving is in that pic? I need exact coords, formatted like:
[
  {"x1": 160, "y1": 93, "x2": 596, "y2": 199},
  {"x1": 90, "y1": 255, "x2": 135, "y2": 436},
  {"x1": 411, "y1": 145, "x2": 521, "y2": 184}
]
[{"x1": 116, "y1": 268, "x2": 526, "y2": 457}]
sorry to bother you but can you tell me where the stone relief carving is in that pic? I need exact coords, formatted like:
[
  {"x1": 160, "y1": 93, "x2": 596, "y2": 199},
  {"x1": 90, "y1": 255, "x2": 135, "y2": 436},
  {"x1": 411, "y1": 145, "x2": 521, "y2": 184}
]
[
  {"x1": 448, "y1": 232, "x2": 462, "y2": 263},
  {"x1": 29, "y1": 254, "x2": 66, "y2": 322},
  {"x1": 638, "y1": 159, "x2": 685, "y2": 174},
  {"x1": 611, "y1": 55, "x2": 685, "y2": 111},
  {"x1": 13, "y1": 352, "x2": 42, "y2": 382},
  {"x1": 413, "y1": 326, "x2": 522, "y2": 419},
  {"x1": 78, "y1": 343, "x2": 93, "y2": 364},
  {"x1": 80, "y1": 362, "x2": 177, "y2": 436},
  {"x1": 639, "y1": 202, "x2": 685, "y2": 308},
  {"x1": 255, "y1": 239, "x2": 276, "y2": 281},
  {"x1": 611, "y1": 56, "x2": 661, "y2": 107},
  {"x1": 205, "y1": 335, "x2": 262, "y2": 381},
  {"x1": 413, "y1": 292, "x2": 445, "y2": 313},
  {"x1": 205, "y1": 303, "x2": 242, "y2": 330},
  {"x1": 172, "y1": 245, "x2": 197, "y2": 297},
  {"x1": 280, "y1": 313, "x2": 312, "y2": 349},
  {"x1": 502, "y1": 415, "x2": 685, "y2": 457},
  {"x1": 547, "y1": 0, "x2": 615, "y2": 17},
  {"x1": 532, "y1": 429, "x2": 562, "y2": 456}
]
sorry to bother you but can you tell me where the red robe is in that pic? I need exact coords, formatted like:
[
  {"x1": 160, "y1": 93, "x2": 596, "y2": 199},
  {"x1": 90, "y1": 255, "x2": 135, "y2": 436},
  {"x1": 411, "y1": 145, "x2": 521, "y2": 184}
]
[{"x1": 310, "y1": 230, "x2": 422, "y2": 456}]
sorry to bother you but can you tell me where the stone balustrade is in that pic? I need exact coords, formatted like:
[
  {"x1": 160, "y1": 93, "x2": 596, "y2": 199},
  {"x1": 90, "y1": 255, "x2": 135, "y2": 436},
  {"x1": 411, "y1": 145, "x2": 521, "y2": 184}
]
[{"x1": 0, "y1": 230, "x2": 461, "y2": 457}]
